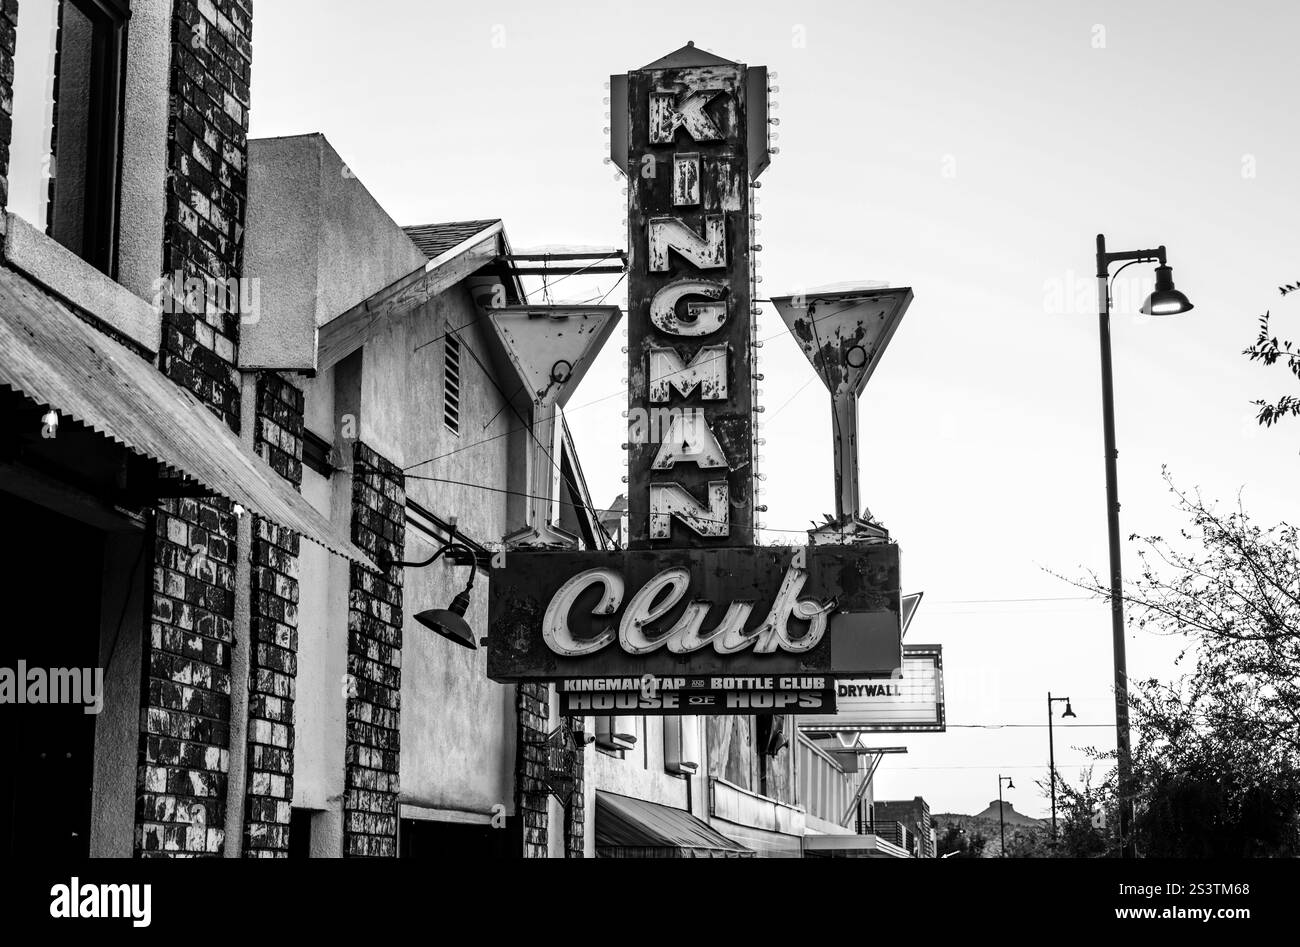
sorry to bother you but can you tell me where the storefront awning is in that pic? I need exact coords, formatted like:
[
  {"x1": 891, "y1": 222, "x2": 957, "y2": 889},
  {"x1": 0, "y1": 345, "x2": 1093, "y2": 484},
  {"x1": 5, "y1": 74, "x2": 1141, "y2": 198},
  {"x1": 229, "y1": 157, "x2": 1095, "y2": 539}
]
[
  {"x1": 0, "y1": 265, "x2": 375, "y2": 567},
  {"x1": 595, "y1": 791, "x2": 755, "y2": 858}
]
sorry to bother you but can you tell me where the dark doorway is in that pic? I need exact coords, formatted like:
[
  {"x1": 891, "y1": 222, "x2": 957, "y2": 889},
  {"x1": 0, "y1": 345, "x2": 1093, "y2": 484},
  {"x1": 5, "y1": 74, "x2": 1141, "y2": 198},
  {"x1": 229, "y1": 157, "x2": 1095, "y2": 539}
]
[
  {"x1": 0, "y1": 490, "x2": 104, "y2": 858},
  {"x1": 399, "y1": 816, "x2": 521, "y2": 859}
]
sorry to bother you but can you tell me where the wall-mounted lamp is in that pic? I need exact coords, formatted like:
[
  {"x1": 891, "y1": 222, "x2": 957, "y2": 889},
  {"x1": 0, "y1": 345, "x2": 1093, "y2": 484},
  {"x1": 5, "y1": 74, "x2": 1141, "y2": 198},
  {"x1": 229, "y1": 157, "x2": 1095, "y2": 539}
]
[{"x1": 378, "y1": 536, "x2": 481, "y2": 650}]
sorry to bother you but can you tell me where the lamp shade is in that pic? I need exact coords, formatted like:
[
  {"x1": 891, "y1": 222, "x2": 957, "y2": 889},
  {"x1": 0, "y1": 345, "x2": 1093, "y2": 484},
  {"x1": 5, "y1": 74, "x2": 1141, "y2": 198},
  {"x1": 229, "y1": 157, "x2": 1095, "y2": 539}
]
[
  {"x1": 414, "y1": 589, "x2": 477, "y2": 650},
  {"x1": 1140, "y1": 265, "x2": 1194, "y2": 316},
  {"x1": 1063, "y1": 701, "x2": 1077, "y2": 719}
]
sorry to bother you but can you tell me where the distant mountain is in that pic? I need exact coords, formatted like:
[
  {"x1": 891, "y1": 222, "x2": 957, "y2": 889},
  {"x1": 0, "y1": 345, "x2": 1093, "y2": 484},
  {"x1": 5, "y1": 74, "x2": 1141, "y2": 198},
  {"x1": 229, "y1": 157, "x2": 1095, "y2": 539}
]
[
  {"x1": 971, "y1": 800, "x2": 1043, "y2": 826},
  {"x1": 934, "y1": 804, "x2": 1048, "y2": 858}
]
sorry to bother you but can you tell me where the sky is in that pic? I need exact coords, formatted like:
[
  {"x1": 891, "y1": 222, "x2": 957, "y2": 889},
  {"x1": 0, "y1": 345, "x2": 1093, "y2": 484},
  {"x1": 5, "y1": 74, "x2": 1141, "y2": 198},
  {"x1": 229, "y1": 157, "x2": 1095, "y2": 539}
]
[{"x1": 248, "y1": 0, "x2": 1300, "y2": 818}]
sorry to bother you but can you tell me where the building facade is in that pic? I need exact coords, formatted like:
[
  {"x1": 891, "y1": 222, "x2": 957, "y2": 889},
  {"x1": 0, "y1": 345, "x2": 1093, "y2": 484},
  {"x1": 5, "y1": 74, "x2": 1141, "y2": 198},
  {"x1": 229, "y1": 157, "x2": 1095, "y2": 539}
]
[{"x1": 0, "y1": 6, "x2": 931, "y2": 860}]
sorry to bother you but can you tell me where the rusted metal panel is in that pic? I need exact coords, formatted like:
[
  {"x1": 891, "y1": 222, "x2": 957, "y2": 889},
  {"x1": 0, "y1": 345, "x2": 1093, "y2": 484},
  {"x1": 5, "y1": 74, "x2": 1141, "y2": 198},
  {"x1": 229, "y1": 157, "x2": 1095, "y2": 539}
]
[
  {"x1": 484, "y1": 305, "x2": 622, "y2": 546},
  {"x1": 673, "y1": 153, "x2": 701, "y2": 206},
  {"x1": 648, "y1": 344, "x2": 728, "y2": 401},
  {"x1": 770, "y1": 288, "x2": 913, "y2": 522},
  {"x1": 486, "y1": 544, "x2": 902, "y2": 680},
  {"x1": 627, "y1": 60, "x2": 754, "y2": 547}
]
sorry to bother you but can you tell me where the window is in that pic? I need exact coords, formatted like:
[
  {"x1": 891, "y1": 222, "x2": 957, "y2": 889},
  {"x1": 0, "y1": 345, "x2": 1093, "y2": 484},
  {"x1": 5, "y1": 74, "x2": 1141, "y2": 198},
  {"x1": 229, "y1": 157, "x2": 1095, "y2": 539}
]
[
  {"x1": 9, "y1": 0, "x2": 130, "y2": 274},
  {"x1": 663, "y1": 715, "x2": 700, "y2": 776},
  {"x1": 594, "y1": 715, "x2": 636, "y2": 754},
  {"x1": 443, "y1": 332, "x2": 462, "y2": 435}
]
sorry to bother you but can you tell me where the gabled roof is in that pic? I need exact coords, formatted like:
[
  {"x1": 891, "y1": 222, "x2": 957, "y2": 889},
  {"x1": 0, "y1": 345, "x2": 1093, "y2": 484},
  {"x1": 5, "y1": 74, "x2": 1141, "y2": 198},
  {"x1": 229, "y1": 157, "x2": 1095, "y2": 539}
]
[
  {"x1": 403, "y1": 220, "x2": 501, "y2": 260},
  {"x1": 641, "y1": 41, "x2": 739, "y2": 69}
]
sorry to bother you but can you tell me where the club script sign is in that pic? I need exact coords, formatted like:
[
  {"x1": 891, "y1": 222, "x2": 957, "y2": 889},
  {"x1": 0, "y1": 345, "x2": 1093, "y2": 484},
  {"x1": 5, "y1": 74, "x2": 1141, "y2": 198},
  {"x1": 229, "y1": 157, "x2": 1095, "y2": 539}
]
[{"x1": 486, "y1": 545, "x2": 901, "y2": 681}]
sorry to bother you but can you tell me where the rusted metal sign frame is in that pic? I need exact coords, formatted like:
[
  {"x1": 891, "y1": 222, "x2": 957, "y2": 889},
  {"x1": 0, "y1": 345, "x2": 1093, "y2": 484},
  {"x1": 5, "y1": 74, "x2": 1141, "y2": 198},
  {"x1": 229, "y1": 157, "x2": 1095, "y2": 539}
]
[
  {"x1": 486, "y1": 544, "x2": 902, "y2": 681},
  {"x1": 626, "y1": 60, "x2": 755, "y2": 547}
]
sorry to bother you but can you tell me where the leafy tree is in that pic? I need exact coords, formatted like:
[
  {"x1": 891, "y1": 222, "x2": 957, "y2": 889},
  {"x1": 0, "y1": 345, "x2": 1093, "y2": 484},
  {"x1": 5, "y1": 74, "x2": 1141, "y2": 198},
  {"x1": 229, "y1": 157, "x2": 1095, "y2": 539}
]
[
  {"x1": 1046, "y1": 767, "x2": 1118, "y2": 858},
  {"x1": 1002, "y1": 826, "x2": 1050, "y2": 858},
  {"x1": 936, "y1": 821, "x2": 986, "y2": 858},
  {"x1": 1244, "y1": 283, "x2": 1299, "y2": 432},
  {"x1": 1072, "y1": 472, "x2": 1300, "y2": 856}
]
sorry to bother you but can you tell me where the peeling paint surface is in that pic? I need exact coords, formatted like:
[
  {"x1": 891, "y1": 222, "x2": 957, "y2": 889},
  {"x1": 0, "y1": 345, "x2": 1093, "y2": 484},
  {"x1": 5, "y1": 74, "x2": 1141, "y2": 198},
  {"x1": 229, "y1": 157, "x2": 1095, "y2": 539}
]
[
  {"x1": 648, "y1": 344, "x2": 729, "y2": 402},
  {"x1": 628, "y1": 61, "x2": 753, "y2": 546},
  {"x1": 772, "y1": 289, "x2": 913, "y2": 521}
]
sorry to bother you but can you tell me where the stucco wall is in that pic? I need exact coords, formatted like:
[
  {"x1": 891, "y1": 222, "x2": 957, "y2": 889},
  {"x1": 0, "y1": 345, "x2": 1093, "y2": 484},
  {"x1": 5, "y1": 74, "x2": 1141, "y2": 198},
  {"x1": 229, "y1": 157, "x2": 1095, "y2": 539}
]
[
  {"x1": 370, "y1": 288, "x2": 521, "y2": 818},
  {"x1": 241, "y1": 134, "x2": 426, "y2": 370},
  {"x1": 587, "y1": 716, "x2": 706, "y2": 811},
  {"x1": 291, "y1": 468, "x2": 347, "y2": 824}
]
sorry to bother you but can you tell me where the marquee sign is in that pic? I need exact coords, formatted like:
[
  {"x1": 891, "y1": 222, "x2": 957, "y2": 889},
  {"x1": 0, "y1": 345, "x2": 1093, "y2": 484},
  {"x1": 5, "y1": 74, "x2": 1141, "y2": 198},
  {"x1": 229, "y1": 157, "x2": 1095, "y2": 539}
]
[
  {"x1": 486, "y1": 545, "x2": 901, "y2": 681},
  {"x1": 801, "y1": 645, "x2": 946, "y2": 734}
]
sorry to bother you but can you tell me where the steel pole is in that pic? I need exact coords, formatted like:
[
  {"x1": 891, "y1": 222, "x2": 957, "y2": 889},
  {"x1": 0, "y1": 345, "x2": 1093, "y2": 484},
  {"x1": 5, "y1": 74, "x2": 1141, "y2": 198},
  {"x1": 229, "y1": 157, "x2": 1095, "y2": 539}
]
[
  {"x1": 1049, "y1": 692, "x2": 1058, "y2": 842},
  {"x1": 998, "y1": 777, "x2": 1006, "y2": 857},
  {"x1": 1096, "y1": 234, "x2": 1136, "y2": 858}
]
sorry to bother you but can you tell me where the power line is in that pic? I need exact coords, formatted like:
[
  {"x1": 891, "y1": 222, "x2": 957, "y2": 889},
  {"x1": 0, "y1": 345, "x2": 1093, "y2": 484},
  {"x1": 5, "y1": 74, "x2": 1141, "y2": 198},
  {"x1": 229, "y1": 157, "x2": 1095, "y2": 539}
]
[
  {"x1": 946, "y1": 723, "x2": 1113, "y2": 729},
  {"x1": 879, "y1": 763, "x2": 1095, "y2": 771},
  {"x1": 403, "y1": 297, "x2": 830, "y2": 473},
  {"x1": 931, "y1": 595, "x2": 1093, "y2": 605},
  {"x1": 404, "y1": 473, "x2": 808, "y2": 534},
  {"x1": 521, "y1": 252, "x2": 622, "y2": 301}
]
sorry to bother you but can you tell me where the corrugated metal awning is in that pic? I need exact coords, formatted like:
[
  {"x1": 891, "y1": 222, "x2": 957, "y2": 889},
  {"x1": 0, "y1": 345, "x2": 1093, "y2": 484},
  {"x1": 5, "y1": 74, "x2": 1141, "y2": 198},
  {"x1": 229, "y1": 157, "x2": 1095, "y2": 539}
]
[
  {"x1": 0, "y1": 265, "x2": 375, "y2": 567},
  {"x1": 595, "y1": 791, "x2": 755, "y2": 858}
]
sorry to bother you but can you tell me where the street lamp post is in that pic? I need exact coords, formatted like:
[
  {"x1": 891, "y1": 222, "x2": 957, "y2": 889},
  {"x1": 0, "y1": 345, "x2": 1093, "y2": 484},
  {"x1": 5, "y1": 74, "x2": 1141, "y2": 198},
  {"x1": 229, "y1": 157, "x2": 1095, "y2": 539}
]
[
  {"x1": 1094, "y1": 234, "x2": 1194, "y2": 859},
  {"x1": 1047, "y1": 692, "x2": 1076, "y2": 843},
  {"x1": 997, "y1": 775, "x2": 1014, "y2": 857}
]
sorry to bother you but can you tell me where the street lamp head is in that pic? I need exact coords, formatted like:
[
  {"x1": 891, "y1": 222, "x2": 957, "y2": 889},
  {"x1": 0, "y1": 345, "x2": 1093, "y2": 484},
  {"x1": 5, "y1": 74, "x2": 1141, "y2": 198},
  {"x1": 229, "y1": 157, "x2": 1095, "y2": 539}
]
[
  {"x1": 414, "y1": 587, "x2": 477, "y2": 650},
  {"x1": 1005, "y1": 778, "x2": 1015, "y2": 790},
  {"x1": 1140, "y1": 264, "x2": 1194, "y2": 316},
  {"x1": 1063, "y1": 700, "x2": 1077, "y2": 719}
]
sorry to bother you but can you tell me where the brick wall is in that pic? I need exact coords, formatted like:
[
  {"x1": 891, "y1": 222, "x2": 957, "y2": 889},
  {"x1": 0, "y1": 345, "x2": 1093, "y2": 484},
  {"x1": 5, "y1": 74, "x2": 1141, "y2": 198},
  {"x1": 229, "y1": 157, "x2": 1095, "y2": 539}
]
[
  {"x1": 136, "y1": 0, "x2": 252, "y2": 857},
  {"x1": 515, "y1": 683, "x2": 549, "y2": 858},
  {"x1": 0, "y1": 0, "x2": 15, "y2": 229},
  {"x1": 138, "y1": 497, "x2": 238, "y2": 856},
  {"x1": 564, "y1": 715, "x2": 585, "y2": 858},
  {"x1": 874, "y1": 797, "x2": 934, "y2": 857},
  {"x1": 159, "y1": 0, "x2": 252, "y2": 426},
  {"x1": 242, "y1": 373, "x2": 304, "y2": 856},
  {"x1": 344, "y1": 441, "x2": 404, "y2": 857}
]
